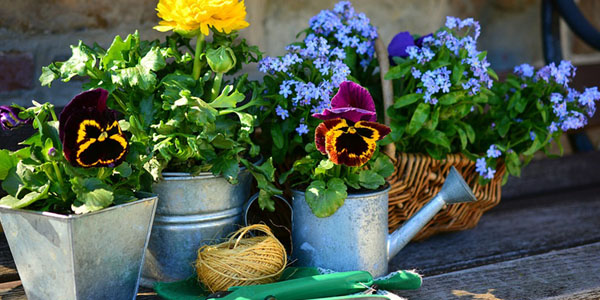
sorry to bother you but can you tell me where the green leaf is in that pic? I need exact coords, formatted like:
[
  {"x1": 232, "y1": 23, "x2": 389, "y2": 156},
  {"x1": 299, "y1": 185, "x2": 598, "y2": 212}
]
[
  {"x1": 487, "y1": 68, "x2": 499, "y2": 81},
  {"x1": 523, "y1": 136, "x2": 543, "y2": 156},
  {"x1": 393, "y1": 93, "x2": 422, "y2": 108},
  {"x1": 314, "y1": 159, "x2": 334, "y2": 176},
  {"x1": 40, "y1": 65, "x2": 59, "y2": 87},
  {"x1": 421, "y1": 130, "x2": 451, "y2": 150},
  {"x1": 451, "y1": 64, "x2": 465, "y2": 84},
  {"x1": 0, "y1": 184, "x2": 49, "y2": 209},
  {"x1": 384, "y1": 63, "x2": 411, "y2": 80},
  {"x1": 358, "y1": 170, "x2": 385, "y2": 190},
  {"x1": 506, "y1": 151, "x2": 521, "y2": 177},
  {"x1": 497, "y1": 116, "x2": 511, "y2": 138},
  {"x1": 460, "y1": 122, "x2": 476, "y2": 143},
  {"x1": 344, "y1": 173, "x2": 361, "y2": 190},
  {"x1": 406, "y1": 102, "x2": 430, "y2": 135},
  {"x1": 111, "y1": 64, "x2": 157, "y2": 91},
  {"x1": 103, "y1": 34, "x2": 136, "y2": 69},
  {"x1": 140, "y1": 46, "x2": 167, "y2": 72},
  {"x1": 212, "y1": 156, "x2": 240, "y2": 184},
  {"x1": 59, "y1": 41, "x2": 96, "y2": 82},
  {"x1": 438, "y1": 91, "x2": 463, "y2": 105},
  {"x1": 371, "y1": 155, "x2": 394, "y2": 178},
  {"x1": 115, "y1": 162, "x2": 132, "y2": 177},
  {"x1": 456, "y1": 126, "x2": 467, "y2": 150},
  {"x1": 72, "y1": 187, "x2": 114, "y2": 214},
  {"x1": 241, "y1": 158, "x2": 282, "y2": 212},
  {"x1": 0, "y1": 150, "x2": 15, "y2": 180},
  {"x1": 305, "y1": 178, "x2": 347, "y2": 218},
  {"x1": 271, "y1": 126, "x2": 284, "y2": 149},
  {"x1": 209, "y1": 85, "x2": 245, "y2": 109}
]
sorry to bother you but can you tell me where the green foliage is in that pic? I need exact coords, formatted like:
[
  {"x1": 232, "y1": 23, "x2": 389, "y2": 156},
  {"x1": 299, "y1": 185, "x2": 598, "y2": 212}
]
[
  {"x1": 288, "y1": 147, "x2": 393, "y2": 218},
  {"x1": 0, "y1": 103, "x2": 151, "y2": 214}
]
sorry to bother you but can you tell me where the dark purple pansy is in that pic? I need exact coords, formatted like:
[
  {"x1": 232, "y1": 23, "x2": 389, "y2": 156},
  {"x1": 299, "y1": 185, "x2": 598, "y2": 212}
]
[
  {"x1": 388, "y1": 32, "x2": 432, "y2": 64},
  {"x1": 312, "y1": 81, "x2": 376, "y2": 123},
  {"x1": 59, "y1": 88, "x2": 128, "y2": 168},
  {"x1": 388, "y1": 31, "x2": 415, "y2": 59},
  {"x1": 0, "y1": 106, "x2": 30, "y2": 130}
]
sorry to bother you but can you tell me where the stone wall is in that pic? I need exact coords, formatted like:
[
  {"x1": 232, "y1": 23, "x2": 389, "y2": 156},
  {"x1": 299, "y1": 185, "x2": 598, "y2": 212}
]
[{"x1": 0, "y1": 0, "x2": 598, "y2": 107}]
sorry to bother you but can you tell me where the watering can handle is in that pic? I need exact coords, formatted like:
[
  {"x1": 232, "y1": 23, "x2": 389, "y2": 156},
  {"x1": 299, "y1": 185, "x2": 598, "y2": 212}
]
[{"x1": 387, "y1": 167, "x2": 477, "y2": 260}]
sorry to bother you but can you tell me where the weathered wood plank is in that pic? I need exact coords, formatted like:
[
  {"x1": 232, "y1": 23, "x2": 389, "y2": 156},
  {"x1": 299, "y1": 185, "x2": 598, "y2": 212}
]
[
  {"x1": 543, "y1": 289, "x2": 600, "y2": 300},
  {"x1": 0, "y1": 234, "x2": 17, "y2": 283},
  {"x1": 389, "y1": 186, "x2": 600, "y2": 275},
  {"x1": 0, "y1": 282, "x2": 159, "y2": 300},
  {"x1": 394, "y1": 242, "x2": 600, "y2": 300},
  {"x1": 502, "y1": 151, "x2": 600, "y2": 199}
]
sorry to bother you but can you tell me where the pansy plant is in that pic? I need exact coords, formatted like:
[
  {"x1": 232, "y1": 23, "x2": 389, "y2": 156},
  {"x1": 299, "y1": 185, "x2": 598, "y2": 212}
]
[
  {"x1": 0, "y1": 90, "x2": 152, "y2": 214},
  {"x1": 283, "y1": 82, "x2": 393, "y2": 218}
]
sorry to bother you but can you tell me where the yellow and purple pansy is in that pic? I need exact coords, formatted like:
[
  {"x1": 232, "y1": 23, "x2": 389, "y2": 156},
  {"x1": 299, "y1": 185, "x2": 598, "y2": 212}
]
[
  {"x1": 59, "y1": 89, "x2": 128, "y2": 168},
  {"x1": 314, "y1": 81, "x2": 390, "y2": 167}
]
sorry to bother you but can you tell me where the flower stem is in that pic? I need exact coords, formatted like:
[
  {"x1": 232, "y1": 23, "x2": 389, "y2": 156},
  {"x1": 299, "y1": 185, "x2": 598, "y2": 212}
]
[
  {"x1": 192, "y1": 34, "x2": 206, "y2": 80},
  {"x1": 111, "y1": 92, "x2": 128, "y2": 113},
  {"x1": 211, "y1": 72, "x2": 224, "y2": 101}
]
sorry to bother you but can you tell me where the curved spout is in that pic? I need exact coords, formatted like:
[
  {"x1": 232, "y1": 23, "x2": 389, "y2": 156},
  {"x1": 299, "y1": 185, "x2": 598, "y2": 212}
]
[{"x1": 387, "y1": 167, "x2": 477, "y2": 260}]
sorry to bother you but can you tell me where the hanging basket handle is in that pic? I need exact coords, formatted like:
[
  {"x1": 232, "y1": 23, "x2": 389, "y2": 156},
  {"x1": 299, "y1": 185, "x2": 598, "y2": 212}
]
[{"x1": 374, "y1": 36, "x2": 396, "y2": 158}]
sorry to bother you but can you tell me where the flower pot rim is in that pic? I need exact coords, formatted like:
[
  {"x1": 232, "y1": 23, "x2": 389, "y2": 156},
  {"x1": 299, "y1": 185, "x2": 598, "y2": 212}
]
[
  {"x1": 292, "y1": 182, "x2": 391, "y2": 199},
  {"x1": 160, "y1": 155, "x2": 264, "y2": 180},
  {"x1": 0, "y1": 192, "x2": 157, "y2": 220}
]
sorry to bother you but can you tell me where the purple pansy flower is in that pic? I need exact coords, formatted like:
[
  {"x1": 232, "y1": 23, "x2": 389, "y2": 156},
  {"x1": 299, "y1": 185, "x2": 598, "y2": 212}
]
[
  {"x1": 388, "y1": 32, "x2": 433, "y2": 63},
  {"x1": 0, "y1": 106, "x2": 30, "y2": 130},
  {"x1": 312, "y1": 81, "x2": 376, "y2": 122}
]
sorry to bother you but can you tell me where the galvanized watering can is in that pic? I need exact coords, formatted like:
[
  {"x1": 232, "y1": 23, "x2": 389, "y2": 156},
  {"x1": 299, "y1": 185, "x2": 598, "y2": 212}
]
[{"x1": 292, "y1": 166, "x2": 476, "y2": 277}]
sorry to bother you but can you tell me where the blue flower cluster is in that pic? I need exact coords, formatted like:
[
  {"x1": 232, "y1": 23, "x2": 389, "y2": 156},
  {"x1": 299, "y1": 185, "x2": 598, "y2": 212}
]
[
  {"x1": 258, "y1": 1, "x2": 377, "y2": 136},
  {"x1": 407, "y1": 16, "x2": 493, "y2": 104},
  {"x1": 514, "y1": 62, "x2": 600, "y2": 133},
  {"x1": 476, "y1": 144, "x2": 502, "y2": 179}
]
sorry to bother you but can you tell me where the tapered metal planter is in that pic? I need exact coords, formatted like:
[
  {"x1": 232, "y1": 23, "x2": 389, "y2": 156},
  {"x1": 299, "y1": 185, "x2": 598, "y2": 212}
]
[
  {"x1": 0, "y1": 195, "x2": 158, "y2": 300},
  {"x1": 292, "y1": 186, "x2": 391, "y2": 277},
  {"x1": 141, "y1": 169, "x2": 252, "y2": 285}
]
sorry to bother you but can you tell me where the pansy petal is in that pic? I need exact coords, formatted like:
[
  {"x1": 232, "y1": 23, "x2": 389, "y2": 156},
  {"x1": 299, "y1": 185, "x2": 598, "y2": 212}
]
[
  {"x1": 415, "y1": 33, "x2": 433, "y2": 47},
  {"x1": 355, "y1": 121, "x2": 391, "y2": 141},
  {"x1": 315, "y1": 118, "x2": 348, "y2": 154},
  {"x1": 331, "y1": 81, "x2": 376, "y2": 114},
  {"x1": 59, "y1": 89, "x2": 108, "y2": 143},
  {"x1": 312, "y1": 107, "x2": 376, "y2": 123},
  {"x1": 325, "y1": 129, "x2": 375, "y2": 167},
  {"x1": 388, "y1": 31, "x2": 415, "y2": 58}
]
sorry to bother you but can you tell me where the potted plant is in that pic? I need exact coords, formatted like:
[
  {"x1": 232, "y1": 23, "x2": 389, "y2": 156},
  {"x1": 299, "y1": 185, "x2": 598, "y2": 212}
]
[
  {"x1": 39, "y1": 0, "x2": 281, "y2": 284},
  {"x1": 255, "y1": 1, "x2": 381, "y2": 169},
  {"x1": 383, "y1": 16, "x2": 600, "y2": 239},
  {"x1": 0, "y1": 89, "x2": 157, "y2": 300},
  {"x1": 287, "y1": 81, "x2": 394, "y2": 276}
]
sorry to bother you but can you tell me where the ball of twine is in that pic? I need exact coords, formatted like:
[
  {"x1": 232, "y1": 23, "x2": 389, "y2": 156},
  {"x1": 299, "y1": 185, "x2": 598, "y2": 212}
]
[{"x1": 195, "y1": 224, "x2": 287, "y2": 292}]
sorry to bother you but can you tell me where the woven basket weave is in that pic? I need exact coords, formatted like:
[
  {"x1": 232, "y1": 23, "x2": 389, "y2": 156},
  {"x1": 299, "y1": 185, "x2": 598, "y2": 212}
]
[{"x1": 374, "y1": 38, "x2": 505, "y2": 240}]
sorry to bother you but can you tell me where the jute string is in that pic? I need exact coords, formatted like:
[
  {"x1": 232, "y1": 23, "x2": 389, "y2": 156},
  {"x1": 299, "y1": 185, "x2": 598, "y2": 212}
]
[{"x1": 195, "y1": 224, "x2": 287, "y2": 292}]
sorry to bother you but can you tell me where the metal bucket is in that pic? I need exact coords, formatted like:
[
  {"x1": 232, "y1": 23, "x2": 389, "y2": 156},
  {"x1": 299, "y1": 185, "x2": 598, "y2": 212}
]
[
  {"x1": 141, "y1": 168, "x2": 252, "y2": 285},
  {"x1": 292, "y1": 186, "x2": 391, "y2": 277},
  {"x1": 0, "y1": 195, "x2": 157, "y2": 300}
]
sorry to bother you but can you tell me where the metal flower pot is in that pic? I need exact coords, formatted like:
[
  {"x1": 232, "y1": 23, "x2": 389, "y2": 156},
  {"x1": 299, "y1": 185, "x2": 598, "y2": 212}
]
[
  {"x1": 141, "y1": 168, "x2": 252, "y2": 285},
  {"x1": 0, "y1": 194, "x2": 158, "y2": 300}
]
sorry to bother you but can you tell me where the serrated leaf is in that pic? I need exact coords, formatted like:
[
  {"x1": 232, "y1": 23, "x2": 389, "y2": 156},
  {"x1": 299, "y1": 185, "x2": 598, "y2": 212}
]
[
  {"x1": 140, "y1": 46, "x2": 167, "y2": 71},
  {"x1": 209, "y1": 85, "x2": 245, "y2": 109},
  {"x1": 103, "y1": 34, "x2": 136, "y2": 70},
  {"x1": 0, "y1": 184, "x2": 49, "y2": 209},
  {"x1": 305, "y1": 178, "x2": 347, "y2": 218}
]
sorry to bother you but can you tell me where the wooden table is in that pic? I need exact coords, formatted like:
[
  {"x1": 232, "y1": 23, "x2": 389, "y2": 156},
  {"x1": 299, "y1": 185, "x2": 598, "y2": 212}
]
[{"x1": 1, "y1": 152, "x2": 600, "y2": 299}]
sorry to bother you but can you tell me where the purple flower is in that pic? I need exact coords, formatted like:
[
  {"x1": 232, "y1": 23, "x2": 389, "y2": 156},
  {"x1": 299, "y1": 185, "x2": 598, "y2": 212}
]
[
  {"x1": 484, "y1": 167, "x2": 496, "y2": 179},
  {"x1": 388, "y1": 32, "x2": 415, "y2": 59},
  {"x1": 312, "y1": 81, "x2": 376, "y2": 122},
  {"x1": 486, "y1": 144, "x2": 501, "y2": 158},
  {"x1": 530, "y1": 131, "x2": 536, "y2": 141},
  {"x1": 0, "y1": 106, "x2": 30, "y2": 130},
  {"x1": 47, "y1": 147, "x2": 57, "y2": 157}
]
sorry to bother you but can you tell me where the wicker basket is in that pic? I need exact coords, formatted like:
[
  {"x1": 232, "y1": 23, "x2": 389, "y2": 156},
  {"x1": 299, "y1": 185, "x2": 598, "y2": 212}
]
[{"x1": 374, "y1": 38, "x2": 505, "y2": 240}]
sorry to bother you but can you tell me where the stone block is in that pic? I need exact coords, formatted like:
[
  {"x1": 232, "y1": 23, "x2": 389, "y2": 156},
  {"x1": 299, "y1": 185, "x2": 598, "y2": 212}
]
[{"x1": 0, "y1": 51, "x2": 34, "y2": 92}]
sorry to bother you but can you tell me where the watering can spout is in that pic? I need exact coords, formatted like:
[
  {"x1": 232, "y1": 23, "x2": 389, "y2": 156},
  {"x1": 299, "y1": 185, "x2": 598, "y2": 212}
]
[{"x1": 387, "y1": 166, "x2": 476, "y2": 260}]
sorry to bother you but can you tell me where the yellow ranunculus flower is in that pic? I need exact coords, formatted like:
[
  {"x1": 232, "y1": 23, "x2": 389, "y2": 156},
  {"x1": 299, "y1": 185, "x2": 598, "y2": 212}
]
[{"x1": 154, "y1": 0, "x2": 250, "y2": 36}]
